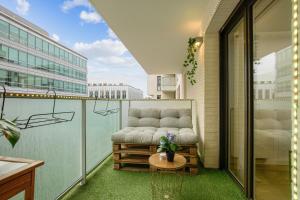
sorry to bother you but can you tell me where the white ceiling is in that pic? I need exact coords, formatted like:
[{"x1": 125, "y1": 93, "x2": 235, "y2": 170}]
[{"x1": 90, "y1": 0, "x2": 221, "y2": 74}]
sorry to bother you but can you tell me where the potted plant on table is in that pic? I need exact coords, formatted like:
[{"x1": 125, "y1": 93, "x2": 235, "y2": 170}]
[{"x1": 157, "y1": 133, "x2": 180, "y2": 162}]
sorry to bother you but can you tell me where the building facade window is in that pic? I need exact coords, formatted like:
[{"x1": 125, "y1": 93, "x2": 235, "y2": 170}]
[
  {"x1": 19, "y1": 30, "x2": 27, "y2": 46},
  {"x1": 0, "y1": 20, "x2": 9, "y2": 38},
  {"x1": 265, "y1": 89, "x2": 270, "y2": 99},
  {"x1": 0, "y1": 44, "x2": 8, "y2": 60},
  {"x1": 157, "y1": 76, "x2": 161, "y2": 91},
  {"x1": 42, "y1": 40, "x2": 49, "y2": 54},
  {"x1": 18, "y1": 51, "x2": 27, "y2": 67},
  {"x1": 35, "y1": 37, "x2": 42, "y2": 51},
  {"x1": 122, "y1": 90, "x2": 126, "y2": 99},
  {"x1": 105, "y1": 90, "x2": 109, "y2": 98},
  {"x1": 111, "y1": 90, "x2": 115, "y2": 99},
  {"x1": 9, "y1": 24, "x2": 19, "y2": 43},
  {"x1": 8, "y1": 47, "x2": 18, "y2": 64},
  {"x1": 117, "y1": 90, "x2": 120, "y2": 99},
  {"x1": 28, "y1": 33, "x2": 35, "y2": 49},
  {"x1": 258, "y1": 89, "x2": 263, "y2": 99}
]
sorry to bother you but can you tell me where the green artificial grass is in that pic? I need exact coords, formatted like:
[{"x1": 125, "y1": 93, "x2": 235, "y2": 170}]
[{"x1": 63, "y1": 157, "x2": 246, "y2": 200}]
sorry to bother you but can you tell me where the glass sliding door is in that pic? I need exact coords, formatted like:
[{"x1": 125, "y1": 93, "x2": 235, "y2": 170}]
[
  {"x1": 253, "y1": 0, "x2": 292, "y2": 199},
  {"x1": 227, "y1": 17, "x2": 246, "y2": 187}
]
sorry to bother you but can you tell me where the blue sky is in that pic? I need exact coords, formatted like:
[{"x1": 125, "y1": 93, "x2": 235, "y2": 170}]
[{"x1": 0, "y1": 0, "x2": 147, "y2": 95}]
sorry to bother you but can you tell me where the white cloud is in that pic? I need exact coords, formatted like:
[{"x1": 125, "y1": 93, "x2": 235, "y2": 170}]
[
  {"x1": 73, "y1": 39, "x2": 127, "y2": 59},
  {"x1": 15, "y1": 0, "x2": 30, "y2": 15},
  {"x1": 51, "y1": 34, "x2": 60, "y2": 42},
  {"x1": 79, "y1": 10, "x2": 102, "y2": 24},
  {"x1": 73, "y1": 38, "x2": 147, "y2": 95},
  {"x1": 61, "y1": 0, "x2": 91, "y2": 12},
  {"x1": 107, "y1": 28, "x2": 118, "y2": 39}
]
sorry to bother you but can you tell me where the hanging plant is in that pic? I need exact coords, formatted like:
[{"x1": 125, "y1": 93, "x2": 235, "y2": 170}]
[{"x1": 183, "y1": 37, "x2": 199, "y2": 85}]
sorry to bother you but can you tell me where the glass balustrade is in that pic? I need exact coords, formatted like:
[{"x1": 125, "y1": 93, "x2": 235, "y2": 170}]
[
  {"x1": 0, "y1": 98, "x2": 195, "y2": 199},
  {"x1": 0, "y1": 97, "x2": 121, "y2": 199}
]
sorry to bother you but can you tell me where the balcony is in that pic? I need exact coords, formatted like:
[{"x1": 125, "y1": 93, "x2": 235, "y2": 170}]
[
  {"x1": 161, "y1": 76, "x2": 176, "y2": 92},
  {"x1": 0, "y1": 95, "x2": 245, "y2": 200}
]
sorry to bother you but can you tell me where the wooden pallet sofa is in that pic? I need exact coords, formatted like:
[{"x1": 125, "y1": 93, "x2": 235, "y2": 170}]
[{"x1": 112, "y1": 108, "x2": 199, "y2": 174}]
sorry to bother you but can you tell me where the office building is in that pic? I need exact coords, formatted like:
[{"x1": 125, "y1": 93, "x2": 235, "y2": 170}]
[
  {"x1": 88, "y1": 83, "x2": 143, "y2": 99},
  {"x1": 0, "y1": 5, "x2": 87, "y2": 96}
]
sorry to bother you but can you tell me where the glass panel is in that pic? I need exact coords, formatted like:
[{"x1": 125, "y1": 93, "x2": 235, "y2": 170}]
[
  {"x1": 49, "y1": 43, "x2": 54, "y2": 56},
  {"x1": 0, "y1": 99, "x2": 82, "y2": 199},
  {"x1": 28, "y1": 33, "x2": 35, "y2": 49},
  {"x1": 35, "y1": 76, "x2": 42, "y2": 89},
  {"x1": 42, "y1": 59, "x2": 48, "y2": 71},
  {"x1": 0, "y1": 69, "x2": 8, "y2": 85},
  {"x1": 0, "y1": 19, "x2": 9, "y2": 38},
  {"x1": 41, "y1": 77, "x2": 48, "y2": 90},
  {"x1": 18, "y1": 51, "x2": 27, "y2": 67},
  {"x1": 8, "y1": 47, "x2": 18, "y2": 64},
  {"x1": 9, "y1": 24, "x2": 19, "y2": 42},
  {"x1": 28, "y1": 54, "x2": 35, "y2": 68},
  {"x1": 59, "y1": 49, "x2": 64, "y2": 59},
  {"x1": 36, "y1": 57, "x2": 42, "y2": 70},
  {"x1": 49, "y1": 61, "x2": 54, "y2": 72},
  {"x1": 54, "y1": 63, "x2": 60, "y2": 74},
  {"x1": 54, "y1": 46, "x2": 59, "y2": 58},
  {"x1": 20, "y1": 29, "x2": 28, "y2": 46},
  {"x1": 18, "y1": 73, "x2": 27, "y2": 88},
  {"x1": 28, "y1": 74, "x2": 34, "y2": 88},
  {"x1": 35, "y1": 37, "x2": 42, "y2": 51},
  {"x1": 42, "y1": 40, "x2": 49, "y2": 54},
  {"x1": 227, "y1": 18, "x2": 246, "y2": 186},
  {"x1": 86, "y1": 100, "x2": 120, "y2": 172},
  {"x1": 0, "y1": 44, "x2": 8, "y2": 60},
  {"x1": 253, "y1": 0, "x2": 292, "y2": 199},
  {"x1": 8, "y1": 71, "x2": 18, "y2": 87},
  {"x1": 68, "y1": 52, "x2": 72, "y2": 63}
]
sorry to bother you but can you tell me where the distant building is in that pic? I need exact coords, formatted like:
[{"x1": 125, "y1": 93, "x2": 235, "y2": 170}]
[
  {"x1": 0, "y1": 5, "x2": 87, "y2": 96},
  {"x1": 88, "y1": 83, "x2": 143, "y2": 99},
  {"x1": 274, "y1": 46, "x2": 292, "y2": 100},
  {"x1": 253, "y1": 74, "x2": 275, "y2": 100},
  {"x1": 148, "y1": 74, "x2": 185, "y2": 99}
]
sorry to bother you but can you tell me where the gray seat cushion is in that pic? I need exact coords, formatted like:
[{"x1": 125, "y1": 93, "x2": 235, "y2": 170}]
[
  {"x1": 112, "y1": 127, "x2": 198, "y2": 145},
  {"x1": 111, "y1": 127, "x2": 156, "y2": 144},
  {"x1": 152, "y1": 127, "x2": 198, "y2": 145}
]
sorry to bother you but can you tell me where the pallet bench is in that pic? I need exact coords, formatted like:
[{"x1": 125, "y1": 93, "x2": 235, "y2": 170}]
[{"x1": 113, "y1": 143, "x2": 198, "y2": 174}]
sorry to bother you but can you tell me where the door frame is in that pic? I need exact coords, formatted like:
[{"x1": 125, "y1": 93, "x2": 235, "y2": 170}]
[{"x1": 219, "y1": 0, "x2": 256, "y2": 199}]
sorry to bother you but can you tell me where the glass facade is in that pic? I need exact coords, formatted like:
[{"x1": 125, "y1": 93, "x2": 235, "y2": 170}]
[
  {"x1": 0, "y1": 18, "x2": 87, "y2": 95},
  {"x1": 0, "y1": 43, "x2": 86, "y2": 81},
  {"x1": 0, "y1": 68, "x2": 86, "y2": 94}
]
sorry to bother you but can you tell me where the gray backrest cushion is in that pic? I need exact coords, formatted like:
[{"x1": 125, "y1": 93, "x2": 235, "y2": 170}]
[
  {"x1": 128, "y1": 108, "x2": 161, "y2": 127},
  {"x1": 127, "y1": 108, "x2": 192, "y2": 128}
]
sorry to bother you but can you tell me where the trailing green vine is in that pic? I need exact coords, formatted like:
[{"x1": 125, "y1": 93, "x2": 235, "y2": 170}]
[{"x1": 183, "y1": 37, "x2": 199, "y2": 85}]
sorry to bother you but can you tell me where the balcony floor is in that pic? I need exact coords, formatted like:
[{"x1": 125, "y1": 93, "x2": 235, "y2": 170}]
[{"x1": 63, "y1": 157, "x2": 246, "y2": 200}]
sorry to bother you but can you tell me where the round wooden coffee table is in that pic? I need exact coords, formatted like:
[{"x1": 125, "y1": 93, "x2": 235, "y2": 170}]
[
  {"x1": 149, "y1": 153, "x2": 186, "y2": 172},
  {"x1": 149, "y1": 153, "x2": 186, "y2": 200}
]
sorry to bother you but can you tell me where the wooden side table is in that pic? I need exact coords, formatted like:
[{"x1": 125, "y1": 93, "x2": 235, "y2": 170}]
[
  {"x1": 149, "y1": 153, "x2": 186, "y2": 200},
  {"x1": 149, "y1": 153, "x2": 186, "y2": 172},
  {"x1": 0, "y1": 156, "x2": 44, "y2": 200}
]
